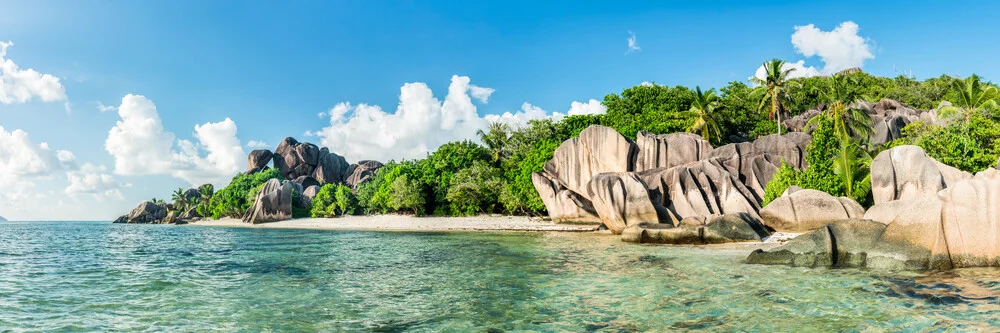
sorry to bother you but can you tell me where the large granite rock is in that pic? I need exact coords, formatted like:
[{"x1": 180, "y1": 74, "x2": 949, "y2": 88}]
[
  {"x1": 782, "y1": 109, "x2": 821, "y2": 133},
  {"x1": 621, "y1": 213, "x2": 771, "y2": 244},
  {"x1": 531, "y1": 172, "x2": 600, "y2": 224},
  {"x1": 707, "y1": 133, "x2": 810, "y2": 199},
  {"x1": 640, "y1": 159, "x2": 761, "y2": 223},
  {"x1": 292, "y1": 176, "x2": 321, "y2": 190},
  {"x1": 242, "y1": 178, "x2": 295, "y2": 224},
  {"x1": 585, "y1": 172, "x2": 661, "y2": 234},
  {"x1": 247, "y1": 149, "x2": 273, "y2": 174},
  {"x1": 346, "y1": 160, "x2": 384, "y2": 189},
  {"x1": 759, "y1": 189, "x2": 865, "y2": 232},
  {"x1": 543, "y1": 125, "x2": 636, "y2": 195},
  {"x1": 747, "y1": 219, "x2": 887, "y2": 268},
  {"x1": 750, "y1": 172, "x2": 1000, "y2": 270},
  {"x1": 634, "y1": 131, "x2": 712, "y2": 172},
  {"x1": 871, "y1": 145, "x2": 970, "y2": 204},
  {"x1": 271, "y1": 137, "x2": 351, "y2": 185},
  {"x1": 312, "y1": 148, "x2": 350, "y2": 184},
  {"x1": 114, "y1": 201, "x2": 168, "y2": 224}
]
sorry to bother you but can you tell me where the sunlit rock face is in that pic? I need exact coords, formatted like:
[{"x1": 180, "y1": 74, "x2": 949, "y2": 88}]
[{"x1": 531, "y1": 125, "x2": 809, "y2": 239}]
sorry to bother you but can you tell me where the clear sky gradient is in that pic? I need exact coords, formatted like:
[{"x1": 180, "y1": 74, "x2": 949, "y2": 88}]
[{"x1": 1, "y1": 0, "x2": 997, "y2": 220}]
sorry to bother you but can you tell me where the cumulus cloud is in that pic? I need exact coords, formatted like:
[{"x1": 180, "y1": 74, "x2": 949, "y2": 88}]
[
  {"x1": 104, "y1": 94, "x2": 246, "y2": 187},
  {"x1": 626, "y1": 31, "x2": 641, "y2": 55},
  {"x1": 791, "y1": 21, "x2": 873, "y2": 73},
  {"x1": 752, "y1": 21, "x2": 873, "y2": 82},
  {"x1": 0, "y1": 41, "x2": 67, "y2": 104},
  {"x1": 640, "y1": 81, "x2": 653, "y2": 87},
  {"x1": 313, "y1": 75, "x2": 608, "y2": 162},
  {"x1": 484, "y1": 99, "x2": 607, "y2": 127},
  {"x1": 247, "y1": 140, "x2": 269, "y2": 149},
  {"x1": 315, "y1": 75, "x2": 491, "y2": 162},
  {"x1": 65, "y1": 163, "x2": 129, "y2": 200},
  {"x1": 0, "y1": 126, "x2": 78, "y2": 205},
  {"x1": 752, "y1": 59, "x2": 823, "y2": 82}
]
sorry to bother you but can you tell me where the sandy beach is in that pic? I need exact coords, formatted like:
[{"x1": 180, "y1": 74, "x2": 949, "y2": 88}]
[{"x1": 187, "y1": 215, "x2": 602, "y2": 232}]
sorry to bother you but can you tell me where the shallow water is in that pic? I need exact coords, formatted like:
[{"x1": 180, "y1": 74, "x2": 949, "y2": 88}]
[{"x1": 2, "y1": 222, "x2": 1000, "y2": 332}]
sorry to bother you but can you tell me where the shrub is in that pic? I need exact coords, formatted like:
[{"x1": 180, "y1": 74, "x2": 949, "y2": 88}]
[
  {"x1": 446, "y1": 161, "x2": 504, "y2": 216},
  {"x1": 208, "y1": 168, "x2": 281, "y2": 219},
  {"x1": 389, "y1": 175, "x2": 425, "y2": 215}
]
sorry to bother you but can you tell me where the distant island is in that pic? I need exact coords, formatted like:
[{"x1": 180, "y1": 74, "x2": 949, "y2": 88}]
[{"x1": 0, "y1": 216, "x2": 7, "y2": 222}]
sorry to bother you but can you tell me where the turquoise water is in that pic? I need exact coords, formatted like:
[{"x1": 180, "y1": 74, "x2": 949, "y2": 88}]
[{"x1": 2, "y1": 222, "x2": 1000, "y2": 332}]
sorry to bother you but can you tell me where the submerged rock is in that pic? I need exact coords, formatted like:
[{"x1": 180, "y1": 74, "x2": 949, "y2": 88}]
[{"x1": 622, "y1": 213, "x2": 770, "y2": 244}]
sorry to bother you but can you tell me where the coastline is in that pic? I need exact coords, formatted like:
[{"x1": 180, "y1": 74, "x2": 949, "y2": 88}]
[{"x1": 186, "y1": 215, "x2": 603, "y2": 232}]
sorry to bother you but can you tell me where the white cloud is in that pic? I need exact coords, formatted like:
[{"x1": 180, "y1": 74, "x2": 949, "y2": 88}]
[
  {"x1": 65, "y1": 163, "x2": 129, "y2": 200},
  {"x1": 791, "y1": 21, "x2": 873, "y2": 73},
  {"x1": 484, "y1": 99, "x2": 607, "y2": 127},
  {"x1": 96, "y1": 101, "x2": 116, "y2": 112},
  {"x1": 0, "y1": 41, "x2": 67, "y2": 104},
  {"x1": 750, "y1": 21, "x2": 874, "y2": 83},
  {"x1": 567, "y1": 99, "x2": 607, "y2": 116},
  {"x1": 640, "y1": 81, "x2": 653, "y2": 87},
  {"x1": 105, "y1": 94, "x2": 246, "y2": 187},
  {"x1": 468, "y1": 85, "x2": 495, "y2": 103},
  {"x1": 752, "y1": 59, "x2": 822, "y2": 82},
  {"x1": 0, "y1": 126, "x2": 77, "y2": 206},
  {"x1": 63, "y1": 101, "x2": 73, "y2": 114},
  {"x1": 315, "y1": 75, "x2": 490, "y2": 162},
  {"x1": 626, "y1": 31, "x2": 641, "y2": 55},
  {"x1": 247, "y1": 140, "x2": 269, "y2": 149}
]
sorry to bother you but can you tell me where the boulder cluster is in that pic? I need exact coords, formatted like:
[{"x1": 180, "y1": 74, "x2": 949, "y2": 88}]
[
  {"x1": 783, "y1": 98, "x2": 944, "y2": 145},
  {"x1": 113, "y1": 187, "x2": 206, "y2": 224},
  {"x1": 115, "y1": 137, "x2": 383, "y2": 224},
  {"x1": 241, "y1": 137, "x2": 383, "y2": 224},
  {"x1": 531, "y1": 125, "x2": 813, "y2": 244},
  {"x1": 748, "y1": 145, "x2": 1000, "y2": 270}
]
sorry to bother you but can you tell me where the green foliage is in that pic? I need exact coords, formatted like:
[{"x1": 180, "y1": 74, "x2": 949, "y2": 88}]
[
  {"x1": 680, "y1": 86, "x2": 723, "y2": 143},
  {"x1": 389, "y1": 174, "x2": 426, "y2": 215},
  {"x1": 751, "y1": 58, "x2": 800, "y2": 135},
  {"x1": 419, "y1": 140, "x2": 491, "y2": 215},
  {"x1": 762, "y1": 161, "x2": 800, "y2": 206},
  {"x1": 208, "y1": 168, "x2": 281, "y2": 219},
  {"x1": 601, "y1": 84, "x2": 695, "y2": 138},
  {"x1": 313, "y1": 183, "x2": 359, "y2": 217},
  {"x1": 446, "y1": 161, "x2": 504, "y2": 216}
]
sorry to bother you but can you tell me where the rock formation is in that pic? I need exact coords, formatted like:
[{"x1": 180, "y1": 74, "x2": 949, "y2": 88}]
[
  {"x1": 531, "y1": 172, "x2": 600, "y2": 224},
  {"x1": 246, "y1": 149, "x2": 273, "y2": 174},
  {"x1": 749, "y1": 163, "x2": 1000, "y2": 270},
  {"x1": 543, "y1": 125, "x2": 636, "y2": 195},
  {"x1": 634, "y1": 131, "x2": 712, "y2": 171},
  {"x1": 870, "y1": 145, "x2": 970, "y2": 204},
  {"x1": 640, "y1": 159, "x2": 761, "y2": 223},
  {"x1": 585, "y1": 172, "x2": 660, "y2": 233},
  {"x1": 621, "y1": 213, "x2": 771, "y2": 244},
  {"x1": 531, "y1": 125, "x2": 809, "y2": 239},
  {"x1": 346, "y1": 160, "x2": 384, "y2": 189},
  {"x1": 113, "y1": 201, "x2": 169, "y2": 224},
  {"x1": 243, "y1": 178, "x2": 298, "y2": 224},
  {"x1": 759, "y1": 189, "x2": 865, "y2": 232}
]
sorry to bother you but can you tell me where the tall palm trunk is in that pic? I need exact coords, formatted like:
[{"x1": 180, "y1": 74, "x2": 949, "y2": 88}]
[{"x1": 773, "y1": 93, "x2": 781, "y2": 135}]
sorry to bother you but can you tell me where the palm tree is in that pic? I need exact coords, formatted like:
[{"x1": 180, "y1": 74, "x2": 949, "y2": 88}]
[
  {"x1": 751, "y1": 59, "x2": 799, "y2": 135},
  {"x1": 198, "y1": 184, "x2": 214, "y2": 208},
  {"x1": 832, "y1": 138, "x2": 872, "y2": 201},
  {"x1": 171, "y1": 188, "x2": 189, "y2": 211},
  {"x1": 476, "y1": 121, "x2": 511, "y2": 163},
  {"x1": 806, "y1": 75, "x2": 873, "y2": 143},
  {"x1": 679, "y1": 86, "x2": 723, "y2": 141},
  {"x1": 151, "y1": 198, "x2": 165, "y2": 205}
]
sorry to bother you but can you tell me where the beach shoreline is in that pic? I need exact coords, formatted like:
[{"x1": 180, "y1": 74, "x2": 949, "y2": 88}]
[{"x1": 186, "y1": 215, "x2": 603, "y2": 232}]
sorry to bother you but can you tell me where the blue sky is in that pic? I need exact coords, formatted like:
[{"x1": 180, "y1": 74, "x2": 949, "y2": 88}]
[{"x1": 1, "y1": 0, "x2": 998, "y2": 220}]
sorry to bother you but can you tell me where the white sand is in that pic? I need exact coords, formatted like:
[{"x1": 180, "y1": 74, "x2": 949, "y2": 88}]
[{"x1": 187, "y1": 215, "x2": 601, "y2": 232}]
